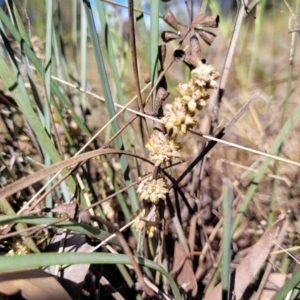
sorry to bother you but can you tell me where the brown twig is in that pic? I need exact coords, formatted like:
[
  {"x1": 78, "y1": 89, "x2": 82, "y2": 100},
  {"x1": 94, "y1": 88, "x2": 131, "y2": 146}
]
[
  {"x1": 128, "y1": 0, "x2": 144, "y2": 114},
  {"x1": 175, "y1": 92, "x2": 259, "y2": 185},
  {"x1": 0, "y1": 216, "x2": 69, "y2": 240},
  {"x1": 79, "y1": 212, "x2": 155, "y2": 297}
]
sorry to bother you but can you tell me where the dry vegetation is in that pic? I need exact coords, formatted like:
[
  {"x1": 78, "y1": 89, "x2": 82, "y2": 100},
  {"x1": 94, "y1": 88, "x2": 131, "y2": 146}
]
[{"x1": 0, "y1": 0, "x2": 300, "y2": 299}]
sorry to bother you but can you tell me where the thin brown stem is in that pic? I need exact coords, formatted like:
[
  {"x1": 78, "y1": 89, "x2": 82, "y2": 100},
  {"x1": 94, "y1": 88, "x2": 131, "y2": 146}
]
[
  {"x1": 144, "y1": 58, "x2": 175, "y2": 105},
  {"x1": 101, "y1": 0, "x2": 188, "y2": 27},
  {"x1": 17, "y1": 57, "x2": 176, "y2": 216},
  {"x1": 102, "y1": 115, "x2": 139, "y2": 148},
  {"x1": 103, "y1": 59, "x2": 175, "y2": 148},
  {"x1": 27, "y1": 164, "x2": 81, "y2": 212},
  {"x1": 0, "y1": 217, "x2": 69, "y2": 240},
  {"x1": 128, "y1": 0, "x2": 149, "y2": 142},
  {"x1": 178, "y1": 26, "x2": 192, "y2": 47},
  {"x1": 128, "y1": 0, "x2": 143, "y2": 113},
  {"x1": 85, "y1": 213, "x2": 155, "y2": 297}
]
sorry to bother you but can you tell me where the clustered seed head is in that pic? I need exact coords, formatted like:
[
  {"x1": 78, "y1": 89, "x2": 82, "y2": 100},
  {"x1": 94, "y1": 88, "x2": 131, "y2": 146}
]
[
  {"x1": 161, "y1": 98, "x2": 197, "y2": 135},
  {"x1": 191, "y1": 62, "x2": 220, "y2": 89},
  {"x1": 177, "y1": 81, "x2": 208, "y2": 113},
  {"x1": 146, "y1": 132, "x2": 182, "y2": 166},
  {"x1": 161, "y1": 62, "x2": 219, "y2": 135},
  {"x1": 101, "y1": 201, "x2": 115, "y2": 219},
  {"x1": 134, "y1": 43, "x2": 219, "y2": 237},
  {"x1": 137, "y1": 176, "x2": 169, "y2": 204},
  {"x1": 133, "y1": 208, "x2": 158, "y2": 238},
  {"x1": 8, "y1": 241, "x2": 30, "y2": 255}
]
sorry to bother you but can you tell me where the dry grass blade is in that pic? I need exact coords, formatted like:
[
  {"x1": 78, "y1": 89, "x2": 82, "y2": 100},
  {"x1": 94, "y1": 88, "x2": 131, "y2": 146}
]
[
  {"x1": 176, "y1": 92, "x2": 259, "y2": 185},
  {"x1": 128, "y1": 0, "x2": 144, "y2": 115},
  {"x1": 0, "y1": 149, "x2": 154, "y2": 199},
  {"x1": 204, "y1": 217, "x2": 285, "y2": 300}
]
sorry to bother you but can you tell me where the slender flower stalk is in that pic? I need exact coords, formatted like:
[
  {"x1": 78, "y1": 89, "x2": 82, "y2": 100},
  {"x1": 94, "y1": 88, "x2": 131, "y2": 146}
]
[
  {"x1": 133, "y1": 208, "x2": 159, "y2": 238},
  {"x1": 134, "y1": 9, "x2": 220, "y2": 238}
]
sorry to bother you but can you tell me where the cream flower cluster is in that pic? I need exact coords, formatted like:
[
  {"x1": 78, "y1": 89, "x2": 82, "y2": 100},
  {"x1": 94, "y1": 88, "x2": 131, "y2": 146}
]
[
  {"x1": 161, "y1": 97, "x2": 197, "y2": 135},
  {"x1": 136, "y1": 176, "x2": 168, "y2": 205},
  {"x1": 145, "y1": 132, "x2": 181, "y2": 166},
  {"x1": 134, "y1": 61, "x2": 219, "y2": 237},
  {"x1": 133, "y1": 208, "x2": 158, "y2": 238},
  {"x1": 191, "y1": 63, "x2": 219, "y2": 89},
  {"x1": 161, "y1": 62, "x2": 219, "y2": 135},
  {"x1": 177, "y1": 82, "x2": 208, "y2": 112}
]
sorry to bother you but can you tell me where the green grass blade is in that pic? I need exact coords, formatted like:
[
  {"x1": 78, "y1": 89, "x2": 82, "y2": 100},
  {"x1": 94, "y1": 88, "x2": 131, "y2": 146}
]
[
  {"x1": 1, "y1": 2, "x2": 70, "y2": 205},
  {"x1": 94, "y1": 0, "x2": 140, "y2": 213},
  {"x1": 72, "y1": 0, "x2": 78, "y2": 69},
  {"x1": 150, "y1": 1, "x2": 159, "y2": 105},
  {"x1": 0, "y1": 199, "x2": 40, "y2": 253},
  {"x1": 80, "y1": 0, "x2": 88, "y2": 112},
  {"x1": 10, "y1": 1, "x2": 30, "y2": 45},
  {"x1": 70, "y1": 0, "x2": 81, "y2": 110},
  {"x1": 0, "y1": 51, "x2": 76, "y2": 194},
  {"x1": 133, "y1": 0, "x2": 151, "y2": 72},
  {"x1": 222, "y1": 179, "x2": 233, "y2": 299},
  {"x1": 0, "y1": 215, "x2": 121, "y2": 246},
  {"x1": 95, "y1": 1, "x2": 125, "y2": 106},
  {"x1": 232, "y1": 101, "x2": 300, "y2": 232},
  {"x1": 83, "y1": 0, "x2": 139, "y2": 215},
  {"x1": 50, "y1": 28, "x2": 75, "y2": 149},
  {"x1": 0, "y1": 7, "x2": 90, "y2": 136},
  {"x1": 44, "y1": 0, "x2": 54, "y2": 211},
  {"x1": 271, "y1": 266, "x2": 300, "y2": 300},
  {"x1": 55, "y1": 2, "x2": 72, "y2": 92},
  {"x1": 82, "y1": 1, "x2": 120, "y2": 143},
  {"x1": 0, "y1": 56, "x2": 55, "y2": 166},
  {"x1": 0, "y1": 252, "x2": 181, "y2": 300}
]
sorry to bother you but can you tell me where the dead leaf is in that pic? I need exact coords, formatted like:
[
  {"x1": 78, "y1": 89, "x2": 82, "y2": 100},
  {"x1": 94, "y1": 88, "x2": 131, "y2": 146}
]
[
  {"x1": 189, "y1": 35, "x2": 201, "y2": 55},
  {"x1": 171, "y1": 241, "x2": 198, "y2": 297},
  {"x1": 183, "y1": 54, "x2": 205, "y2": 69},
  {"x1": 192, "y1": 14, "x2": 219, "y2": 28},
  {"x1": 158, "y1": 44, "x2": 167, "y2": 67},
  {"x1": 0, "y1": 148, "x2": 152, "y2": 199},
  {"x1": 194, "y1": 29, "x2": 216, "y2": 45},
  {"x1": 51, "y1": 201, "x2": 78, "y2": 219},
  {"x1": 0, "y1": 268, "x2": 72, "y2": 300},
  {"x1": 259, "y1": 273, "x2": 286, "y2": 299},
  {"x1": 161, "y1": 31, "x2": 180, "y2": 43},
  {"x1": 44, "y1": 229, "x2": 95, "y2": 300},
  {"x1": 163, "y1": 10, "x2": 179, "y2": 32},
  {"x1": 204, "y1": 217, "x2": 285, "y2": 300}
]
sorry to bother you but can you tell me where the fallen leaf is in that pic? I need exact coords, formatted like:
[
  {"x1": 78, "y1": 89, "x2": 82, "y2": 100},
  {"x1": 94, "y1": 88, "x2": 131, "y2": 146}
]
[
  {"x1": 0, "y1": 268, "x2": 72, "y2": 300},
  {"x1": 257, "y1": 273, "x2": 286, "y2": 299},
  {"x1": 51, "y1": 201, "x2": 78, "y2": 219},
  {"x1": 44, "y1": 229, "x2": 95, "y2": 300},
  {"x1": 172, "y1": 241, "x2": 198, "y2": 297},
  {"x1": 204, "y1": 217, "x2": 285, "y2": 300}
]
